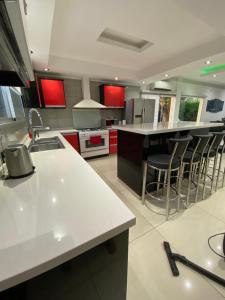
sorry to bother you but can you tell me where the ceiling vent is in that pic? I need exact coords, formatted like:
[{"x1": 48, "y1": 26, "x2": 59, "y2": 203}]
[{"x1": 98, "y1": 28, "x2": 153, "y2": 52}]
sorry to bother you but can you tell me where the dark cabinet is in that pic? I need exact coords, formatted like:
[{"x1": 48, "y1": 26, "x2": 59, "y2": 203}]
[
  {"x1": 100, "y1": 85, "x2": 125, "y2": 107},
  {"x1": 22, "y1": 81, "x2": 40, "y2": 108}
]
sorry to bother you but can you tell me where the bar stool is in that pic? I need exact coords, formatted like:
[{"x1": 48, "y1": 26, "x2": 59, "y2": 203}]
[
  {"x1": 215, "y1": 136, "x2": 225, "y2": 191},
  {"x1": 202, "y1": 132, "x2": 225, "y2": 199},
  {"x1": 181, "y1": 134, "x2": 212, "y2": 206},
  {"x1": 142, "y1": 136, "x2": 192, "y2": 221}
]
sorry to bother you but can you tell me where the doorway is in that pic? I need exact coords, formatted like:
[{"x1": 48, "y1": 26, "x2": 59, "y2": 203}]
[{"x1": 158, "y1": 96, "x2": 172, "y2": 122}]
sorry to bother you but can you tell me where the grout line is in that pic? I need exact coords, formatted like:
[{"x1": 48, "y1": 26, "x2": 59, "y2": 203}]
[
  {"x1": 129, "y1": 226, "x2": 155, "y2": 245},
  {"x1": 196, "y1": 203, "x2": 225, "y2": 226}
]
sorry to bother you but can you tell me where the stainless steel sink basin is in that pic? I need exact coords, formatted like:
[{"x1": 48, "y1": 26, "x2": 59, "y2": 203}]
[
  {"x1": 35, "y1": 136, "x2": 60, "y2": 144},
  {"x1": 29, "y1": 137, "x2": 65, "y2": 153}
]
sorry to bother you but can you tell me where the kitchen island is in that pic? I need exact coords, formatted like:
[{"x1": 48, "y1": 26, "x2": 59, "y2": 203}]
[
  {"x1": 0, "y1": 130, "x2": 135, "y2": 299},
  {"x1": 113, "y1": 121, "x2": 224, "y2": 196}
]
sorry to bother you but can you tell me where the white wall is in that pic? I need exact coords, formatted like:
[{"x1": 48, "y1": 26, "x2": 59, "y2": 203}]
[{"x1": 175, "y1": 79, "x2": 225, "y2": 122}]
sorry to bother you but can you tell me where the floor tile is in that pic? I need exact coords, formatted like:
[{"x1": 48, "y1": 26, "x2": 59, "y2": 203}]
[
  {"x1": 88, "y1": 155, "x2": 225, "y2": 299},
  {"x1": 114, "y1": 190, "x2": 153, "y2": 242},
  {"x1": 127, "y1": 229, "x2": 224, "y2": 300},
  {"x1": 196, "y1": 188, "x2": 225, "y2": 224},
  {"x1": 157, "y1": 206, "x2": 225, "y2": 297}
]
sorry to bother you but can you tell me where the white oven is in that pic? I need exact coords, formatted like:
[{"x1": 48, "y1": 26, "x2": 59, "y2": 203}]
[{"x1": 79, "y1": 129, "x2": 109, "y2": 158}]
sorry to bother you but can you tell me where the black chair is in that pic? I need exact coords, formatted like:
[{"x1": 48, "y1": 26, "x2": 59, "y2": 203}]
[
  {"x1": 202, "y1": 132, "x2": 225, "y2": 199},
  {"x1": 142, "y1": 136, "x2": 192, "y2": 221},
  {"x1": 182, "y1": 134, "x2": 212, "y2": 205}
]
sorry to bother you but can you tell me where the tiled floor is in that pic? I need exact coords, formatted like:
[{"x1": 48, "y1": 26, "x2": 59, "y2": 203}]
[{"x1": 88, "y1": 155, "x2": 225, "y2": 300}]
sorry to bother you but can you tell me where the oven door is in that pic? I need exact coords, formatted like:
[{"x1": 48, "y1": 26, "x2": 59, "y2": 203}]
[{"x1": 80, "y1": 135, "x2": 109, "y2": 153}]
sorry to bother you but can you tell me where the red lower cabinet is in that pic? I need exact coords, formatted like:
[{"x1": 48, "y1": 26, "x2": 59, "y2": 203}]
[
  {"x1": 62, "y1": 132, "x2": 80, "y2": 153},
  {"x1": 109, "y1": 129, "x2": 118, "y2": 154},
  {"x1": 110, "y1": 145, "x2": 118, "y2": 154}
]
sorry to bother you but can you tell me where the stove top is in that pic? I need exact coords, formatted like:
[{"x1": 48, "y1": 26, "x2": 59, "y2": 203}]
[
  {"x1": 78, "y1": 127, "x2": 109, "y2": 137},
  {"x1": 79, "y1": 127, "x2": 107, "y2": 132}
]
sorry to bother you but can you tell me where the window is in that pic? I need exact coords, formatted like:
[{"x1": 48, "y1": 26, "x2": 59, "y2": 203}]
[
  {"x1": 0, "y1": 86, "x2": 25, "y2": 122},
  {"x1": 179, "y1": 97, "x2": 203, "y2": 122}
]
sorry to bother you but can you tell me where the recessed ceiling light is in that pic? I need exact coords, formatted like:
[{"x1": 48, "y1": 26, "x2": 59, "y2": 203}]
[
  {"x1": 43, "y1": 67, "x2": 49, "y2": 71},
  {"x1": 205, "y1": 60, "x2": 212, "y2": 65},
  {"x1": 165, "y1": 73, "x2": 169, "y2": 78},
  {"x1": 142, "y1": 81, "x2": 145, "y2": 84},
  {"x1": 115, "y1": 76, "x2": 118, "y2": 80},
  {"x1": 213, "y1": 74, "x2": 217, "y2": 78}
]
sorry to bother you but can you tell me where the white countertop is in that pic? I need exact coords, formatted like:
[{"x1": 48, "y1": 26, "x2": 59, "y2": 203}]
[
  {"x1": 0, "y1": 131, "x2": 135, "y2": 291},
  {"x1": 113, "y1": 121, "x2": 224, "y2": 135}
]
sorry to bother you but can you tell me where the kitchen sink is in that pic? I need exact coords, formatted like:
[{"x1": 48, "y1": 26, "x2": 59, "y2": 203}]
[
  {"x1": 34, "y1": 136, "x2": 61, "y2": 144},
  {"x1": 29, "y1": 136, "x2": 65, "y2": 153}
]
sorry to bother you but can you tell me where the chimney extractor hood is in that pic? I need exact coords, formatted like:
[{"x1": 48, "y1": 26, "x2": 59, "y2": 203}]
[{"x1": 73, "y1": 77, "x2": 106, "y2": 109}]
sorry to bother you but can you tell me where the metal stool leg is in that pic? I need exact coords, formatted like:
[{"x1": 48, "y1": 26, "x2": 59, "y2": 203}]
[
  {"x1": 142, "y1": 161, "x2": 148, "y2": 205},
  {"x1": 216, "y1": 153, "x2": 223, "y2": 191},
  {"x1": 195, "y1": 160, "x2": 202, "y2": 203},
  {"x1": 211, "y1": 154, "x2": 218, "y2": 193},
  {"x1": 177, "y1": 166, "x2": 183, "y2": 212},
  {"x1": 186, "y1": 162, "x2": 193, "y2": 207},
  {"x1": 166, "y1": 171, "x2": 171, "y2": 221},
  {"x1": 202, "y1": 157, "x2": 210, "y2": 199},
  {"x1": 157, "y1": 170, "x2": 161, "y2": 193}
]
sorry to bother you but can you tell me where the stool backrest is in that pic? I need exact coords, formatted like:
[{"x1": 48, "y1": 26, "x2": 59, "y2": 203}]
[
  {"x1": 192, "y1": 134, "x2": 212, "y2": 157},
  {"x1": 210, "y1": 132, "x2": 225, "y2": 152},
  {"x1": 168, "y1": 136, "x2": 192, "y2": 165}
]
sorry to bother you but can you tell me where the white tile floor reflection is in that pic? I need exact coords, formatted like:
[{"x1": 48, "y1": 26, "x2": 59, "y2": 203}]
[{"x1": 88, "y1": 155, "x2": 225, "y2": 300}]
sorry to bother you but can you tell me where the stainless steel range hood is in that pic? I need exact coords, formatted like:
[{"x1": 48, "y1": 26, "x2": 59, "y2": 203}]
[
  {"x1": 0, "y1": 0, "x2": 34, "y2": 87},
  {"x1": 73, "y1": 77, "x2": 106, "y2": 109}
]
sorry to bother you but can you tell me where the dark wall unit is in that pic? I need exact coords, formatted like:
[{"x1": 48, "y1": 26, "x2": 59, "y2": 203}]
[
  {"x1": 22, "y1": 81, "x2": 40, "y2": 108},
  {"x1": 0, "y1": 1, "x2": 33, "y2": 86}
]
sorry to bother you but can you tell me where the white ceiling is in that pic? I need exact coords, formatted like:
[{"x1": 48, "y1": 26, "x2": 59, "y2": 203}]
[{"x1": 20, "y1": 0, "x2": 225, "y2": 85}]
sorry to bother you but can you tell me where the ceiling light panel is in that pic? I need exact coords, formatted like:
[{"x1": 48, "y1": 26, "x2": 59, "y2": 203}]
[
  {"x1": 201, "y1": 63, "x2": 225, "y2": 75},
  {"x1": 98, "y1": 28, "x2": 153, "y2": 53}
]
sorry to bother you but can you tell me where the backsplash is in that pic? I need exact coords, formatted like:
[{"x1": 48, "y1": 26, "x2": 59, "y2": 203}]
[{"x1": 28, "y1": 78, "x2": 124, "y2": 129}]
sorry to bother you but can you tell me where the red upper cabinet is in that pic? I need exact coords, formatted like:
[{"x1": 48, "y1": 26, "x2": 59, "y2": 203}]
[
  {"x1": 100, "y1": 85, "x2": 125, "y2": 107},
  {"x1": 40, "y1": 79, "x2": 66, "y2": 108}
]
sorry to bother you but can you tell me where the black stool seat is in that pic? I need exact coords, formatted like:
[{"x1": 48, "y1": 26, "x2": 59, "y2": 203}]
[
  {"x1": 147, "y1": 154, "x2": 180, "y2": 170},
  {"x1": 183, "y1": 151, "x2": 201, "y2": 163}
]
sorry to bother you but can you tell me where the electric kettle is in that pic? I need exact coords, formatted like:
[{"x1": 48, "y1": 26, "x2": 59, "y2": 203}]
[{"x1": 5, "y1": 144, "x2": 34, "y2": 178}]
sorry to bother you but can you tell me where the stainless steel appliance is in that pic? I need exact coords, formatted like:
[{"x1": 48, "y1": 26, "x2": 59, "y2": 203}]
[
  {"x1": 5, "y1": 144, "x2": 34, "y2": 178},
  {"x1": 125, "y1": 98, "x2": 155, "y2": 124},
  {"x1": 79, "y1": 128, "x2": 109, "y2": 158}
]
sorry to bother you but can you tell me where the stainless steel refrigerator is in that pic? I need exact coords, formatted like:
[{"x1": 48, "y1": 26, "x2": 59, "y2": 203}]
[{"x1": 125, "y1": 98, "x2": 155, "y2": 124}]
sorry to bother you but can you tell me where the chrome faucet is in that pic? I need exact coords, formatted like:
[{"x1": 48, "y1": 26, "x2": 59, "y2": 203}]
[{"x1": 28, "y1": 108, "x2": 50, "y2": 145}]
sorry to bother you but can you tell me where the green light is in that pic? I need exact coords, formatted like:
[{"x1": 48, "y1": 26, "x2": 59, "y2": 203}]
[{"x1": 201, "y1": 63, "x2": 225, "y2": 75}]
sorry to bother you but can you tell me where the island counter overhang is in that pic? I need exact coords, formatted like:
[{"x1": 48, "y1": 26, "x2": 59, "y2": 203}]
[{"x1": 113, "y1": 121, "x2": 224, "y2": 196}]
